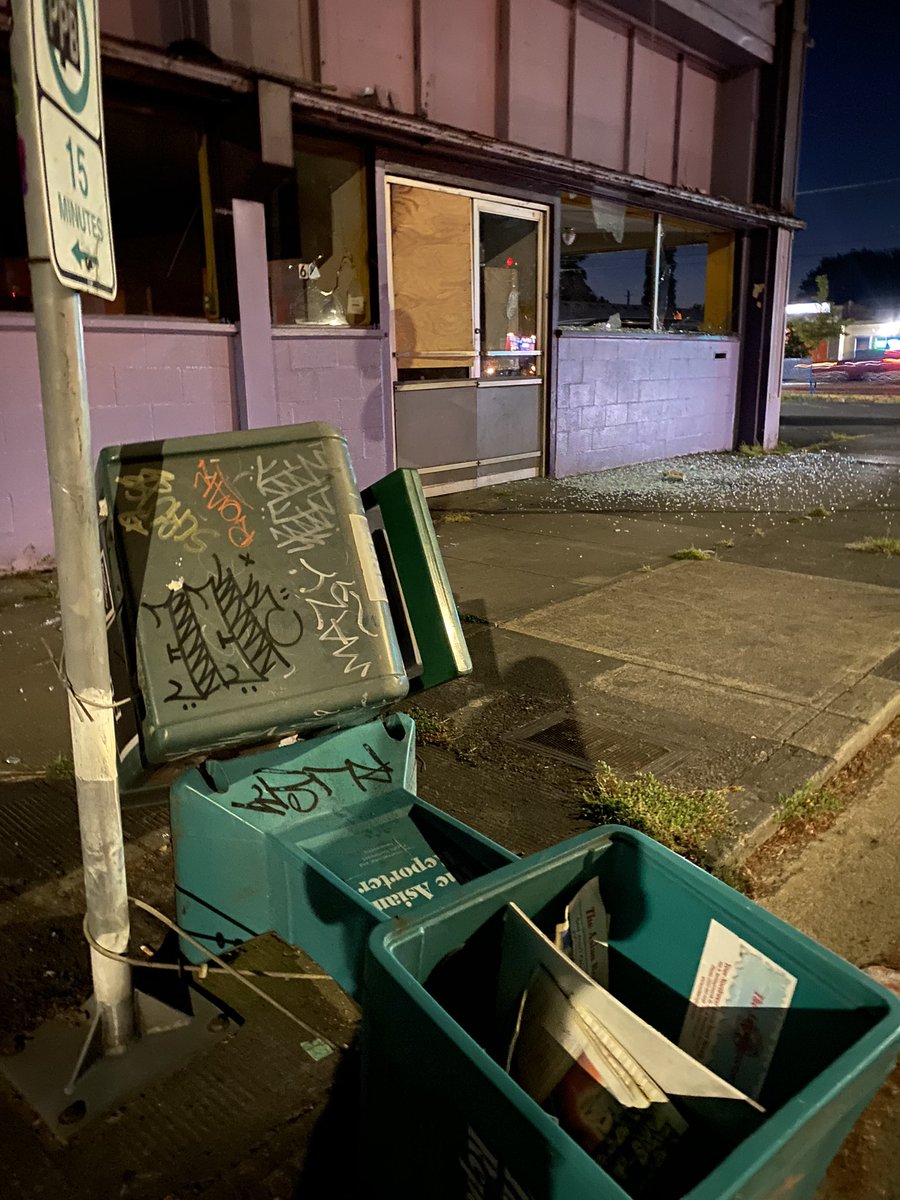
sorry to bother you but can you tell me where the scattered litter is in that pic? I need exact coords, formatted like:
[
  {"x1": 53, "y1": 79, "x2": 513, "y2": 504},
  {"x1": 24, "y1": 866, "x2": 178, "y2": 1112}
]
[
  {"x1": 4, "y1": 756, "x2": 21, "y2": 765},
  {"x1": 166, "y1": 577, "x2": 185, "y2": 592}
]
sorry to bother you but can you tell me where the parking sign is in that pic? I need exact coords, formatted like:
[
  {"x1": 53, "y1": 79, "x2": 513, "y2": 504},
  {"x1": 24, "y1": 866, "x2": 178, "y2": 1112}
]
[{"x1": 17, "y1": 0, "x2": 116, "y2": 297}]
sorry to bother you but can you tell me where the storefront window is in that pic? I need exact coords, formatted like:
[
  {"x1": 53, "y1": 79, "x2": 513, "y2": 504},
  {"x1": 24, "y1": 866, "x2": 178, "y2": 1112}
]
[
  {"x1": 559, "y1": 194, "x2": 734, "y2": 335},
  {"x1": 559, "y1": 197, "x2": 656, "y2": 330},
  {"x1": 267, "y1": 134, "x2": 372, "y2": 327},
  {"x1": 659, "y1": 215, "x2": 734, "y2": 334},
  {"x1": 97, "y1": 100, "x2": 211, "y2": 318},
  {"x1": 1, "y1": 80, "x2": 212, "y2": 319}
]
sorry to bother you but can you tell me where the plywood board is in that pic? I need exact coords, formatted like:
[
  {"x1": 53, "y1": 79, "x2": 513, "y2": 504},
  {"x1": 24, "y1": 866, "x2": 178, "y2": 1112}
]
[{"x1": 390, "y1": 185, "x2": 474, "y2": 371}]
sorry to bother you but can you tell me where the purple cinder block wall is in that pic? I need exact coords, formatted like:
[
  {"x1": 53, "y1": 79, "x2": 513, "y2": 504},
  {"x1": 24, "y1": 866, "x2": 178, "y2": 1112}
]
[
  {"x1": 552, "y1": 333, "x2": 740, "y2": 475},
  {"x1": 272, "y1": 330, "x2": 390, "y2": 487},
  {"x1": 0, "y1": 317, "x2": 238, "y2": 572}
]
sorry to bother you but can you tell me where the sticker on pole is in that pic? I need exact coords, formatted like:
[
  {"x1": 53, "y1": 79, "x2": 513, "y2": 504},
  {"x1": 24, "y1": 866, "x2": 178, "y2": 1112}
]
[{"x1": 27, "y1": 0, "x2": 116, "y2": 297}]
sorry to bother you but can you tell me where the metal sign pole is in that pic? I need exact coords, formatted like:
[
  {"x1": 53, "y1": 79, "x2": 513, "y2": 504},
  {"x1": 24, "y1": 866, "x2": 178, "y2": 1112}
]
[
  {"x1": 31, "y1": 265, "x2": 134, "y2": 1053},
  {"x1": 11, "y1": 0, "x2": 133, "y2": 1053}
]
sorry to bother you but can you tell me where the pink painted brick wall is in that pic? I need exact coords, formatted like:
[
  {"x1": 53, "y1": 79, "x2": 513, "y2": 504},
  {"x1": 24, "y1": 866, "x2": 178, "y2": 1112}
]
[
  {"x1": 0, "y1": 319, "x2": 238, "y2": 571},
  {"x1": 272, "y1": 331, "x2": 390, "y2": 489},
  {"x1": 553, "y1": 334, "x2": 739, "y2": 476}
]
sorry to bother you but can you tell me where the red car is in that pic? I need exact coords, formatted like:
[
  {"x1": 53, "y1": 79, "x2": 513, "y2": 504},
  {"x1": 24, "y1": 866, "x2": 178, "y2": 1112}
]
[{"x1": 811, "y1": 348, "x2": 900, "y2": 382}]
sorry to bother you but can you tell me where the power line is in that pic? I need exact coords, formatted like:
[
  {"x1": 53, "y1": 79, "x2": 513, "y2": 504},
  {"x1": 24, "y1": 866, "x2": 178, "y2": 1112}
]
[{"x1": 798, "y1": 176, "x2": 900, "y2": 196}]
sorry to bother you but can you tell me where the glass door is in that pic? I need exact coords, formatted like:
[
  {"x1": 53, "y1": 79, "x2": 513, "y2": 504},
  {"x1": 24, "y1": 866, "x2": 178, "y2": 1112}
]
[{"x1": 476, "y1": 201, "x2": 543, "y2": 382}]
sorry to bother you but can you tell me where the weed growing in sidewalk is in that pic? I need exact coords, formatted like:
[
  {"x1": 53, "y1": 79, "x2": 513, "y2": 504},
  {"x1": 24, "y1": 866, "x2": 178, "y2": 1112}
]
[
  {"x1": 404, "y1": 705, "x2": 453, "y2": 747},
  {"x1": 808, "y1": 506, "x2": 831, "y2": 518},
  {"x1": 738, "y1": 441, "x2": 795, "y2": 458},
  {"x1": 443, "y1": 512, "x2": 473, "y2": 523},
  {"x1": 581, "y1": 763, "x2": 734, "y2": 865},
  {"x1": 671, "y1": 547, "x2": 714, "y2": 561},
  {"x1": 45, "y1": 753, "x2": 75, "y2": 782},
  {"x1": 716, "y1": 539, "x2": 735, "y2": 548},
  {"x1": 778, "y1": 781, "x2": 843, "y2": 829},
  {"x1": 845, "y1": 536, "x2": 900, "y2": 556}
]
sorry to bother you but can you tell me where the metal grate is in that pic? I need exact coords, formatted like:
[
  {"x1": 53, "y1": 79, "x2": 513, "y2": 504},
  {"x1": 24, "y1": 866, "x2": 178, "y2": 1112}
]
[{"x1": 511, "y1": 712, "x2": 671, "y2": 774}]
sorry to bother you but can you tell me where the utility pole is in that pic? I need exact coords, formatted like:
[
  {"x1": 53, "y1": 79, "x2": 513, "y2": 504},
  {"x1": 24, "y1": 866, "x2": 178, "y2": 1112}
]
[{"x1": 11, "y1": 0, "x2": 133, "y2": 1053}]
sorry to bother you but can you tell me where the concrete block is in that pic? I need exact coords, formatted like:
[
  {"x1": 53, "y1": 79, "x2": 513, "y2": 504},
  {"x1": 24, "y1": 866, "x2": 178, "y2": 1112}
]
[
  {"x1": 604, "y1": 403, "x2": 630, "y2": 425},
  {"x1": 566, "y1": 428, "x2": 593, "y2": 455},
  {"x1": 557, "y1": 356, "x2": 585, "y2": 386},
  {"x1": 114, "y1": 366, "x2": 184, "y2": 407},
  {"x1": 90, "y1": 404, "x2": 153, "y2": 453},
  {"x1": 86, "y1": 331, "x2": 147, "y2": 368},
  {"x1": 151, "y1": 402, "x2": 218, "y2": 440},
  {"x1": 182, "y1": 367, "x2": 234, "y2": 409},
  {"x1": 567, "y1": 383, "x2": 592, "y2": 405},
  {"x1": 287, "y1": 336, "x2": 341, "y2": 372},
  {"x1": 207, "y1": 335, "x2": 236, "y2": 369},
  {"x1": 86, "y1": 365, "x2": 117, "y2": 409},
  {"x1": 144, "y1": 333, "x2": 212, "y2": 369}
]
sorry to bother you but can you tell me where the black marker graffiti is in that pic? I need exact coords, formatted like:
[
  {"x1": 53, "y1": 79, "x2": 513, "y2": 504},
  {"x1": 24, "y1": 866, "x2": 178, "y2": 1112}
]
[
  {"x1": 143, "y1": 555, "x2": 304, "y2": 708},
  {"x1": 230, "y1": 743, "x2": 394, "y2": 814}
]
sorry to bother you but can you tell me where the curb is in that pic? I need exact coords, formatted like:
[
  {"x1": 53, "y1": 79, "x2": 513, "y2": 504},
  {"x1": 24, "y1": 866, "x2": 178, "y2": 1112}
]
[{"x1": 726, "y1": 689, "x2": 900, "y2": 867}]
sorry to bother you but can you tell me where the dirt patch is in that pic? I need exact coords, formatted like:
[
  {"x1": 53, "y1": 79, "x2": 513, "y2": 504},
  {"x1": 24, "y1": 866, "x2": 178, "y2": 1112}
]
[{"x1": 743, "y1": 716, "x2": 900, "y2": 900}]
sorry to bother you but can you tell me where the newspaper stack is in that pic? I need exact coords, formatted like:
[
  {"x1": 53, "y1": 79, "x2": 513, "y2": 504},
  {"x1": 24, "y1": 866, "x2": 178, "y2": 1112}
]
[{"x1": 499, "y1": 877, "x2": 792, "y2": 1198}]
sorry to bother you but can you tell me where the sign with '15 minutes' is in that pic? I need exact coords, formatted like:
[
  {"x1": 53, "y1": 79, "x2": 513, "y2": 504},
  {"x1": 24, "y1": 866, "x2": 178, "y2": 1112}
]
[{"x1": 14, "y1": 0, "x2": 116, "y2": 297}]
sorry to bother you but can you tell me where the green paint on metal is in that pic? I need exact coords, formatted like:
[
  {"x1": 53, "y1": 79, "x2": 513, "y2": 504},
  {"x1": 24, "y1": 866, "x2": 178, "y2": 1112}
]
[
  {"x1": 97, "y1": 423, "x2": 407, "y2": 778},
  {"x1": 363, "y1": 469, "x2": 471, "y2": 692},
  {"x1": 170, "y1": 715, "x2": 516, "y2": 998}
]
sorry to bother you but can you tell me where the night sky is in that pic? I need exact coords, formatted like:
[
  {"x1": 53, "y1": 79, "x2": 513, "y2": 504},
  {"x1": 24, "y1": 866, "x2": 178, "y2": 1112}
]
[{"x1": 790, "y1": 0, "x2": 900, "y2": 295}]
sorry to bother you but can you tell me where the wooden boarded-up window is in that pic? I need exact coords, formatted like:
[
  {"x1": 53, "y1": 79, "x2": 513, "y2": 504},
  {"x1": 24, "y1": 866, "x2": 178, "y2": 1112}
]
[{"x1": 390, "y1": 185, "x2": 474, "y2": 372}]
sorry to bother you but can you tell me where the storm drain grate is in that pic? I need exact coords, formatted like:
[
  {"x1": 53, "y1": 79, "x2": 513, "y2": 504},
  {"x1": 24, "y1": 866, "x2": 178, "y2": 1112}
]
[{"x1": 510, "y1": 712, "x2": 671, "y2": 774}]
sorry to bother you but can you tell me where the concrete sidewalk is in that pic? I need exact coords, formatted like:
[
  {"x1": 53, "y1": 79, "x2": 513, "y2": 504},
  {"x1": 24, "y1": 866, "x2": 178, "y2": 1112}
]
[{"x1": 417, "y1": 448, "x2": 900, "y2": 858}]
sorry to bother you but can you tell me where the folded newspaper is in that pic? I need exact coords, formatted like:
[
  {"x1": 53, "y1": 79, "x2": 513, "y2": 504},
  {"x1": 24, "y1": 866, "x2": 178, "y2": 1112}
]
[{"x1": 500, "y1": 900, "x2": 766, "y2": 1197}]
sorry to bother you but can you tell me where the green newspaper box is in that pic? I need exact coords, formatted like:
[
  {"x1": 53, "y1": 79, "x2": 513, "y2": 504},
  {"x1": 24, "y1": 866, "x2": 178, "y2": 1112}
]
[{"x1": 361, "y1": 826, "x2": 900, "y2": 1200}]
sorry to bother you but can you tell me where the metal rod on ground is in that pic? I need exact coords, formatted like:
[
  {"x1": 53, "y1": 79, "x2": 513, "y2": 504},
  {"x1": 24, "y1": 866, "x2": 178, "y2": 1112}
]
[{"x1": 30, "y1": 263, "x2": 134, "y2": 1053}]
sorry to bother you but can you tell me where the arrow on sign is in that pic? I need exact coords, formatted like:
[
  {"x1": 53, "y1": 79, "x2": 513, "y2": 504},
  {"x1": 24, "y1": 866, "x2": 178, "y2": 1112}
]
[{"x1": 72, "y1": 242, "x2": 95, "y2": 269}]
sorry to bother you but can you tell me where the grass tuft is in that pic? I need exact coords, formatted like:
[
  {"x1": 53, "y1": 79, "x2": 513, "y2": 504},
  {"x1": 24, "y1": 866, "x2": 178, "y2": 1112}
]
[
  {"x1": 404, "y1": 705, "x2": 453, "y2": 747},
  {"x1": 738, "y1": 440, "x2": 795, "y2": 458},
  {"x1": 808, "y1": 506, "x2": 831, "y2": 518},
  {"x1": 671, "y1": 546, "x2": 714, "y2": 561},
  {"x1": 581, "y1": 763, "x2": 735, "y2": 865},
  {"x1": 845, "y1": 536, "x2": 900, "y2": 556},
  {"x1": 443, "y1": 512, "x2": 473, "y2": 523},
  {"x1": 45, "y1": 753, "x2": 75, "y2": 782},
  {"x1": 716, "y1": 539, "x2": 735, "y2": 548},
  {"x1": 778, "y1": 781, "x2": 843, "y2": 829}
]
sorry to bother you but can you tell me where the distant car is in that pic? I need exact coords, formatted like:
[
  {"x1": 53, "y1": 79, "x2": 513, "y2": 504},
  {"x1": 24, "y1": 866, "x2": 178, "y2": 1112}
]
[{"x1": 811, "y1": 348, "x2": 900, "y2": 382}]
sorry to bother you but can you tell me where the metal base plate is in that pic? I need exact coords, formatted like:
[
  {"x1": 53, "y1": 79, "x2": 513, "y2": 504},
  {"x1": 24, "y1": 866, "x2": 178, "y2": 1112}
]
[{"x1": 0, "y1": 986, "x2": 229, "y2": 1141}]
